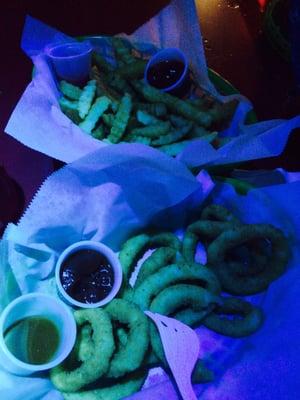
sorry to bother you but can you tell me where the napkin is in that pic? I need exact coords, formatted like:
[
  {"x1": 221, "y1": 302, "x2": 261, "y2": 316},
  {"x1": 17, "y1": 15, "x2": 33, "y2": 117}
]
[{"x1": 5, "y1": 0, "x2": 300, "y2": 167}]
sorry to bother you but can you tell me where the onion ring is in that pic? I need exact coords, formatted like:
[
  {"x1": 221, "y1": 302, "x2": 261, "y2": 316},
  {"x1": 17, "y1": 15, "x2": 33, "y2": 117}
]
[
  {"x1": 202, "y1": 297, "x2": 264, "y2": 337},
  {"x1": 207, "y1": 224, "x2": 290, "y2": 295},
  {"x1": 131, "y1": 262, "x2": 220, "y2": 310},
  {"x1": 182, "y1": 220, "x2": 238, "y2": 263},
  {"x1": 135, "y1": 246, "x2": 177, "y2": 288},
  {"x1": 62, "y1": 369, "x2": 147, "y2": 400},
  {"x1": 201, "y1": 204, "x2": 241, "y2": 224},
  {"x1": 119, "y1": 232, "x2": 181, "y2": 288},
  {"x1": 149, "y1": 284, "x2": 218, "y2": 383},
  {"x1": 50, "y1": 309, "x2": 115, "y2": 393},
  {"x1": 105, "y1": 299, "x2": 149, "y2": 378}
]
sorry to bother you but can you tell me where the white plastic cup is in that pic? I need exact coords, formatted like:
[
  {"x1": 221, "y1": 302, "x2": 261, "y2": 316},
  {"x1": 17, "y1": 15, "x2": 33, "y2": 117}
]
[
  {"x1": 0, "y1": 293, "x2": 76, "y2": 376},
  {"x1": 55, "y1": 241, "x2": 123, "y2": 309},
  {"x1": 45, "y1": 41, "x2": 92, "y2": 83},
  {"x1": 144, "y1": 47, "x2": 189, "y2": 95}
]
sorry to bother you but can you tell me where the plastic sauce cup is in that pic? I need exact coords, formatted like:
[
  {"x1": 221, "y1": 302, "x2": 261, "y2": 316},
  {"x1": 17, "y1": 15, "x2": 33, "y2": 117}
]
[
  {"x1": 55, "y1": 240, "x2": 123, "y2": 309},
  {"x1": 0, "y1": 293, "x2": 76, "y2": 376},
  {"x1": 144, "y1": 47, "x2": 190, "y2": 96},
  {"x1": 45, "y1": 41, "x2": 92, "y2": 83}
]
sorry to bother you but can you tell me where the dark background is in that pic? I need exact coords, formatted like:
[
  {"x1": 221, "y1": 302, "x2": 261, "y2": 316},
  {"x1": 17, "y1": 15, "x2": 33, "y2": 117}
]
[{"x1": 0, "y1": 0, "x2": 299, "y2": 229}]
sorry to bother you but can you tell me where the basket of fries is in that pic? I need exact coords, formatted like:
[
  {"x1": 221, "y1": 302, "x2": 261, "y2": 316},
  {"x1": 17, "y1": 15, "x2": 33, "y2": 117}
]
[{"x1": 5, "y1": 0, "x2": 300, "y2": 169}]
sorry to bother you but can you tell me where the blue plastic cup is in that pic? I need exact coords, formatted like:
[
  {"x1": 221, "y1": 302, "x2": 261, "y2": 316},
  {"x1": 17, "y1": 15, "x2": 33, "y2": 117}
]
[{"x1": 46, "y1": 41, "x2": 92, "y2": 83}]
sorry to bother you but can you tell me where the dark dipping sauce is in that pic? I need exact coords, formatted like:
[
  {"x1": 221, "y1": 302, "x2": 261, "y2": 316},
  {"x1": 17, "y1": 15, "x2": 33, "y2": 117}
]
[
  {"x1": 60, "y1": 249, "x2": 114, "y2": 304},
  {"x1": 147, "y1": 59, "x2": 185, "y2": 90}
]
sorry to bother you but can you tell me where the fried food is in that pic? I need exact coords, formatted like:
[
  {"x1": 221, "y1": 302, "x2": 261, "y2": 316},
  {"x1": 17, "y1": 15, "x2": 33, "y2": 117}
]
[
  {"x1": 50, "y1": 309, "x2": 115, "y2": 393},
  {"x1": 107, "y1": 93, "x2": 132, "y2": 143},
  {"x1": 104, "y1": 299, "x2": 149, "y2": 378},
  {"x1": 132, "y1": 80, "x2": 212, "y2": 128},
  {"x1": 78, "y1": 80, "x2": 97, "y2": 119},
  {"x1": 60, "y1": 80, "x2": 82, "y2": 100},
  {"x1": 202, "y1": 297, "x2": 264, "y2": 337},
  {"x1": 129, "y1": 121, "x2": 171, "y2": 138},
  {"x1": 58, "y1": 37, "x2": 241, "y2": 154},
  {"x1": 207, "y1": 224, "x2": 290, "y2": 295},
  {"x1": 151, "y1": 123, "x2": 193, "y2": 146},
  {"x1": 79, "y1": 96, "x2": 111, "y2": 134},
  {"x1": 59, "y1": 97, "x2": 81, "y2": 124},
  {"x1": 182, "y1": 220, "x2": 238, "y2": 263},
  {"x1": 51, "y1": 204, "x2": 291, "y2": 400},
  {"x1": 62, "y1": 370, "x2": 147, "y2": 400},
  {"x1": 119, "y1": 232, "x2": 181, "y2": 287},
  {"x1": 201, "y1": 204, "x2": 241, "y2": 224},
  {"x1": 134, "y1": 246, "x2": 177, "y2": 288},
  {"x1": 131, "y1": 262, "x2": 219, "y2": 311},
  {"x1": 149, "y1": 284, "x2": 219, "y2": 381}
]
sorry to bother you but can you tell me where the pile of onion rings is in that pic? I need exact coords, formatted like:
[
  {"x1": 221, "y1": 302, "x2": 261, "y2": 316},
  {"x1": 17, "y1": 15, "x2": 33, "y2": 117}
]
[{"x1": 51, "y1": 204, "x2": 290, "y2": 399}]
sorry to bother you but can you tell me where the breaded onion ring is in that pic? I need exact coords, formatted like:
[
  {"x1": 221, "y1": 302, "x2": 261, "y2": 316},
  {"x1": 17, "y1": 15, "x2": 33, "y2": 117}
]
[
  {"x1": 149, "y1": 284, "x2": 219, "y2": 361},
  {"x1": 62, "y1": 369, "x2": 147, "y2": 400},
  {"x1": 119, "y1": 232, "x2": 181, "y2": 285},
  {"x1": 202, "y1": 297, "x2": 264, "y2": 337},
  {"x1": 207, "y1": 224, "x2": 290, "y2": 295},
  {"x1": 135, "y1": 246, "x2": 177, "y2": 288},
  {"x1": 149, "y1": 284, "x2": 218, "y2": 383},
  {"x1": 131, "y1": 262, "x2": 220, "y2": 310},
  {"x1": 200, "y1": 204, "x2": 241, "y2": 224},
  {"x1": 182, "y1": 221, "x2": 237, "y2": 263},
  {"x1": 105, "y1": 299, "x2": 149, "y2": 378},
  {"x1": 50, "y1": 309, "x2": 114, "y2": 393}
]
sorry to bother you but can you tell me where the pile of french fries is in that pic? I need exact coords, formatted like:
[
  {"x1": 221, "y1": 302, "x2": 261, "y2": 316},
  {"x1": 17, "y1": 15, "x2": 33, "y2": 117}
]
[{"x1": 59, "y1": 37, "x2": 238, "y2": 156}]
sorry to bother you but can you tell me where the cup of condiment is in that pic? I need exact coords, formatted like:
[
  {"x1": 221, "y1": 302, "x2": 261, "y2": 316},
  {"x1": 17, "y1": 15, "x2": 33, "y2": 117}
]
[
  {"x1": 45, "y1": 41, "x2": 92, "y2": 84},
  {"x1": 144, "y1": 48, "x2": 190, "y2": 97},
  {"x1": 55, "y1": 241, "x2": 123, "y2": 308},
  {"x1": 0, "y1": 293, "x2": 76, "y2": 376}
]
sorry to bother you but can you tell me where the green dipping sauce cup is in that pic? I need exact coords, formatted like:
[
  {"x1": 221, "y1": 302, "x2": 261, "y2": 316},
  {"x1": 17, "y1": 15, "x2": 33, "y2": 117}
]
[{"x1": 0, "y1": 293, "x2": 76, "y2": 376}]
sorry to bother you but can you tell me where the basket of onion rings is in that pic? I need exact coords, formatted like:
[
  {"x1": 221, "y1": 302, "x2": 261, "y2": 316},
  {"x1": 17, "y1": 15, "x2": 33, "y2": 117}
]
[
  {"x1": 46, "y1": 198, "x2": 293, "y2": 399},
  {"x1": 2, "y1": 145, "x2": 298, "y2": 400}
]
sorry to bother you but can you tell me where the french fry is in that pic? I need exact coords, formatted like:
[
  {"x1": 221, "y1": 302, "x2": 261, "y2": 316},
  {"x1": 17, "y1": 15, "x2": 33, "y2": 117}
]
[
  {"x1": 90, "y1": 66, "x2": 121, "y2": 103},
  {"x1": 128, "y1": 136, "x2": 152, "y2": 145},
  {"x1": 78, "y1": 80, "x2": 97, "y2": 119},
  {"x1": 60, "y1": 81, "x2": 82, "y2": 100},
  {"x1": 151, "y1": 123, "x2": 193, "y2": 146},
  {"x1": 129, "y1": 121, "x2": 171, "y2": 138},
  {"x1": 92, "y1": 124, "x2": 106, "y2": 140},
  {"x1": 136, "y1": 110, "x2": 161, "y2": 126},
  {"x1": 102, "y1": 113, "x2": 115, "y2": 128},
  {"x1": 92, "y1": 51, "x2": 114, "y2": 73},
  {"x1": 132, "y1": 80, "x2": 212, "y2": 128},
  {"x1": 79, "y1": 96, "x2": 111, "y2": 134},
  {"x1": 107, "y1": 93, "x2": 132, "y2": 143},
  {"x1": 112, "y1": 37, "x2": 135, "y2": 65},
  {"x1": 59, "y1": 97, "x2": 81, "y2": 124},
  {"x1": 115, "y1": 59, "x2": 147, "y2": 79},
  {"x1": 133, "y1": 102, "x2": 167, "y2": 117}
]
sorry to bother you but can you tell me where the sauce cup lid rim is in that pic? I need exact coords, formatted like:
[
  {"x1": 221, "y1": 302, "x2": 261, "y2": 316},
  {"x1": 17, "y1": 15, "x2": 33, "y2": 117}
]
[{"x1": 45, "y1": 41, "x2": 93, "y2": 59}]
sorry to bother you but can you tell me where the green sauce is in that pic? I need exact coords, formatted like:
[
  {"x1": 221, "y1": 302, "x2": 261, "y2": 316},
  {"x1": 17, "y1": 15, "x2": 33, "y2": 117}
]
[{"x1": 4, "y1": 316, "x2": 60, "y2": 365}]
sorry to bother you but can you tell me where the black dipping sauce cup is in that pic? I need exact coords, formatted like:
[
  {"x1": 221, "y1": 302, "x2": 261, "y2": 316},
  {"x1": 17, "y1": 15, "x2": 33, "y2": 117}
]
[
  {"x1": 144, "y1": 48, "x2": 191, "y2": 97},
  {"x1": 55, "y1": 241, "x2": 123, "y2": 308}
]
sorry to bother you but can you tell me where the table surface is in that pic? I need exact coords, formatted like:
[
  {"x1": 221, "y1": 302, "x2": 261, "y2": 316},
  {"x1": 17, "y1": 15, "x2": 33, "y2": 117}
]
[{"x1": 0, "y1": 0, "x2": 299, "y2": 225}]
